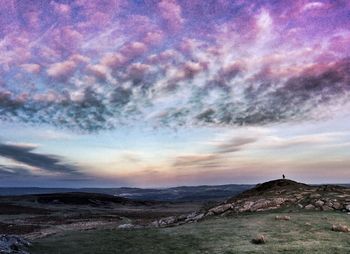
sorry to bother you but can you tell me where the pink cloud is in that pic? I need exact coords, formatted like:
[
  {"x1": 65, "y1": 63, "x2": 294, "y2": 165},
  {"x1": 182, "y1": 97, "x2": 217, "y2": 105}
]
[
  {"x1": 158, "y1": 0, "x2": 184, "y2": 31},
  {"x1": 47, "y1": 60, "x2": 77, "y2": 81},
  {"x1": 52, "y1": 2, "x2": 71, "y2": 17},
  {"x1": 101, "y1": 53, "x2": 126, "y2": 69},
  {"x1": 21, "y1": 63, "x2": 41, "y2": 74},
  {"x1": 121, "y1": 42, "x2": 148, "y2": 59},
  {"x1": 173, "y1": 61, "x2": 208, "y2": 81},
  {"x1": 302, "y1": 2, "x2": 327, "y2": 11},
  {"x1": 143, "y1": 30, "x2": 164, "y2": 46},
  {"x1": 51, "y1": 27, "x2": 84, "y2": 51},
  {"x1": 87, "y1": 64, "x2": 109, "y2": 80},
  {"x1": 147, "y1": 49, "x2": 180, "y2": 65},
  {"x1": 127, "y1": 63, "x2": 151, "y2": 79}
]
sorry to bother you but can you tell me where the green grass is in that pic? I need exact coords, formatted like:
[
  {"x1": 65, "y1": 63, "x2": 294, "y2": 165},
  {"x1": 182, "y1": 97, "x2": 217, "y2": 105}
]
[{"x1": 29, "y1": 212, "x2": 350, "y2": 254}]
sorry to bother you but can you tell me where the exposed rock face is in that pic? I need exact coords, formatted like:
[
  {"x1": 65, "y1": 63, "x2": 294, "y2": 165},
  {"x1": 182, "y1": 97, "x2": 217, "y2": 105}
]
[
  {"x1": 151, "y1": 179, "x2": 350, "y2": 228},
  {"x1": 0, "y1": 235, "x2": 30, "y2": 254}
]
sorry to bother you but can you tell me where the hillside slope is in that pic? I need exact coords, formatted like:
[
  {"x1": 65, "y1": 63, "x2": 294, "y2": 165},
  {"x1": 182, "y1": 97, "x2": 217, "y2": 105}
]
[{"x1": 154, "y1": 179, "x2": 350, "y2": 227}]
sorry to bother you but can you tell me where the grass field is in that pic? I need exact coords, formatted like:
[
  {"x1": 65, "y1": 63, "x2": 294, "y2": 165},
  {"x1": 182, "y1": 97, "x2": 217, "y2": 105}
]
[{"x1": 29, "y1": 211, "x2": 350, "y2": 254}]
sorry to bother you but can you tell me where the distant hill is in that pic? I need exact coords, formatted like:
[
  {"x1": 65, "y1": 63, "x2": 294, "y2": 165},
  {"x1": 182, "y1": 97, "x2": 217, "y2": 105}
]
[
  {"x1": 0, "y1": 192, "x2": 155, "y2": 207},
  {"x1": 0, "y1": 184, "x2": 253, "y2": 202}
]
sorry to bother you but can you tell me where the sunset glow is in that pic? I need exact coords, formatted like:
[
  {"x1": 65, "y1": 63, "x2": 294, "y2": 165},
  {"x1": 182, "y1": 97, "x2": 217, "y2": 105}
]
[{"x1": 0, "y1": 0, "x2": 350, "y2": 187}]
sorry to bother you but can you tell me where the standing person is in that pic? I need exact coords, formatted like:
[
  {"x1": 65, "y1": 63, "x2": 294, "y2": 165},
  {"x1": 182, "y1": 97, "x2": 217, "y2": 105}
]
[{"x1": 282, "y1": 174, "x2": 285, "y2": 179}]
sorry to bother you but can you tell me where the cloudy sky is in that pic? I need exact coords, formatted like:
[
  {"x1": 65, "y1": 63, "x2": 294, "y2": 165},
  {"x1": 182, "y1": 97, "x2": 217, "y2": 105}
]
[{"x1": 0, "y1": 0, "x2": 349, "y2": 187}]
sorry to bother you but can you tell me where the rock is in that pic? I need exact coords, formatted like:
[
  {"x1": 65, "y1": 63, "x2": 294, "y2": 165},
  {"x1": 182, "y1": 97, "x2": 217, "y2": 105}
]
[
  {"x1": 251, "y1": 234, "x2": 267, "y2": 244},
  {"x1": 237, "y1": 201, "x2": 254, "y2": 212},
  {"x1": 310, "y1": 194, "x2": 321, "y2": 198},
  {"x1": 332, "y1": 202, "x2": 342, "y2": 210},
  {"x1": 158, "y1": 216, "x2": 177, "y2": 226},
  {"x1": 151, "y1": 220, "x2": 160, "y2": 228},
  {"x1": 249, "y1": 198, "x2": 287, "y2": 212},
  {"x1": 0, "y1": 235, "x2": 30, "y2": 254},
  {"x1": 345, "y1": 204, "x2": 350, "y2": 212},
  {"x1": 205, "y1": 211, "x2": 214, "y2": 216},
  {"x1": 185, "y1": 213, "x2": 204, "y2": 222},
  {"x1": 118, "y1": 224, "x2": 134, "y2": 229},
  {"x1": 321, "y1": 205, "x2": 333, "y2": 211},
  {"x1": 208, "y1": 204, "x2": 232, "y2": 214},
  {"x1": 305, "y1": 204, "x2": 315, "y2": 210},
  {"x1": 275, "y1": 215, "x2": 291, "y2": 221},
  {"x1": 305, "y1": 222, "x2": 311, "y2": 226},
  {"x1": 297, "y1": 204, "x2": 303, "y2": 209},
  {"x1": 332, "y1": 224, "x2": 350, "y2": 232},
  {"x1": 315, "y1": 200, "x2": 325, "y2": 207},
  {"x1": 192, "y1": 213, "x2": 205, "y2": 221}
]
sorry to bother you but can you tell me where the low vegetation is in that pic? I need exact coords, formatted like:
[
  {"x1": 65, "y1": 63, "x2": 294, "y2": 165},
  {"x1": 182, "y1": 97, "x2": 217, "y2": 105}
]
[{"x1": 29, "y1": 211, "x2": 350, "y2": 254}]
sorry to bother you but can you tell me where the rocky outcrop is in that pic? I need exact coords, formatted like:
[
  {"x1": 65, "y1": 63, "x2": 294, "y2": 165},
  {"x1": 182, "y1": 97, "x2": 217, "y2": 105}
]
[
  {"x1": 151, "y1": 179, "x2": 350, "y2": 228},
  {"x1": 0, "y1": 235, "x2": 30, "y2": 254}
]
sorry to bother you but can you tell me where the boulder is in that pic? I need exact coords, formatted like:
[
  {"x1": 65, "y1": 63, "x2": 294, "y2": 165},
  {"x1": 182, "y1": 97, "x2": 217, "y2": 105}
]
[
  {"x1": 250, "y1": 198, "x2": 287, "y2": 212},
  {"x1": 237, "y1": 201, "x2": 254, "y2": 212},
  {"x1": 321, "y1": 205, "x2": 333, "y2": 211},
  {"x1": 275, "y1": 215, "x2": 291, "y2": 221},
  {"x1": 0, "y1": 235, "x2": 30, "y2": 254},
  {"x1": 332, "y1": 202, "x2": 342, "y2": 210},
  {"x1": 158, "y1": 216, "x2": 177, "y2": 226},
  {"x1": 251, "y1": 234, "x2": 267, "y2": 244},
  {"x1": 315, "y1": 200, "x2": 325, "y2": 207},
  {"x1": 118, "y1": 224, "x2": 134, "y2": 229},
  {"x1": 191, "y1": 213, "x2": 205, "y2": 221},
  {"x1": 185, "y1": 213, "x2": 204, "y2": 222},
  {"x1": 332, "y1": 224, "x2": 350, "y2": 232},
  {"x1": 345, "y1": 204, "x2": 350, "y2": 212},
  {"x1": 208, "y1": 204, "x2": 232, "y2": 214},
  {"x1": 305, "y1": 204, "x2": 315, "y2": 210}
]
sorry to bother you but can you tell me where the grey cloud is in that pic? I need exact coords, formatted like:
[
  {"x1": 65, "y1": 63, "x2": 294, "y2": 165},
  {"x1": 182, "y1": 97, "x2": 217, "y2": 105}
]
[
  {"x1": 0, "y1": 142, "x2": 82, "y2": 176},
  {"x1": 0, "y1": 59, "x2": 349, "y2": 132},
  {"x1": 0, "y1": 164, "x2": 34, "y2": 177},
  {"x1": 196, "y1": 58, "x2": 350, "y2": 126}
]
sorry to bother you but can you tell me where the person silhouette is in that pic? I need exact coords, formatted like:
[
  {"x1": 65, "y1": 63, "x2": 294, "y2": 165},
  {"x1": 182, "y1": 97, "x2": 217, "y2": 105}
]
[{"x1": 282, "y1": 174, "x2": 285, "y2": 179}]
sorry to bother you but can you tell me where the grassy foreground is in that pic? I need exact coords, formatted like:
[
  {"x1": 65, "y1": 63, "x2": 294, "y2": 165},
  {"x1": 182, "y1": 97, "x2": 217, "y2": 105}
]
[{"x1": 29, "y1": 211, "x2": 350, "y2": 254}]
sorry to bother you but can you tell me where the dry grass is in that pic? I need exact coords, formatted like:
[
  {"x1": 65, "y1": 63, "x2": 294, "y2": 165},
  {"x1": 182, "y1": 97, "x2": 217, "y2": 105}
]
[{"x1": 30, "y1": 211, "x2": 350, "y2": 254}]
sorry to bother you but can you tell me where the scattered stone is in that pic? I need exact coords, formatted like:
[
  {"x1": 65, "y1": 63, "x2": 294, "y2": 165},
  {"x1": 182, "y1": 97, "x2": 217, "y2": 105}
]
[
  {"x1": 305, "y1": 222, "x2": 311, "y2": 226},
  {"x1": 0, "y1": 235, "x2": 30, "y2": 254},
  {"x1": 118, "y1": 224, "x2": 134, "y2": 229},
  {"x1": 345, "y1": 204, "x2": 350, "y2": 212},
  {"x1": 275, "y1": 215, "x2": 291, "y2": 221},
  {"x1": 297, "y1": 204, "x2": 303, "y2": 209},
  {"x1": 332, "y1": 224, "x2": 350, "y2": 232},
  {"x1": 305, "y1": 204, "x2": 315, "y2": 210},
  {"x1": 251, "y1": 234, "x2": 267, "y2": 244}
]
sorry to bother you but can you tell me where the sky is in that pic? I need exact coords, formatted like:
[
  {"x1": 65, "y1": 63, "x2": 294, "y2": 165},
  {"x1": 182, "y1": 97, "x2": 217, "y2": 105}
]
[{"x1": 0, "y1": 0, "x2": 350, "y2": 187}]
